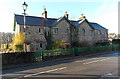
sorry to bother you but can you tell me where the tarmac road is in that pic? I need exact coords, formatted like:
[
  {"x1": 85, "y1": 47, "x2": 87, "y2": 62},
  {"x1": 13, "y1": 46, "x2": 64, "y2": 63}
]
[{"x1": 1, "y1": 51, "x2": 119, "y2": 79}]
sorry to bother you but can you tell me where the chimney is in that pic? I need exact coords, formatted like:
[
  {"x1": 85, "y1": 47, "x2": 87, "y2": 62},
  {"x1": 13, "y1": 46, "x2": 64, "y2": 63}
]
[
  {"x1": 79, "y1": 14, "x2": 86, "y2": 20},
  {"x1": 64, "y1": 11, "x2": 69, "y2": 18},
  {"x1": 42, "y1": 8, "x2": 47, "y2": 18}
]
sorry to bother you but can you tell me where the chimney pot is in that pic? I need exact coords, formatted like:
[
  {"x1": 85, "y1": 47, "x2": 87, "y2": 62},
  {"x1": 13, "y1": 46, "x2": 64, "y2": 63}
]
[
  {"x1": 64, "y1": 11, "x2": 69, "y2": 18},
  {"x1": 42, "y1": 8, "x2": 47, "y2": 18},
  {"x1": 79, "y1": 14, "x2": 86, "y2": 20}
]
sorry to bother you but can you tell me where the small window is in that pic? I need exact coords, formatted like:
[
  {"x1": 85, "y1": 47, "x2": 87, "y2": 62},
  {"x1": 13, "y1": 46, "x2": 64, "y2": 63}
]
[
  {"x1": 83, "y1": 28, "x2": 85, "y2": 36},
  {"x1": 39, "y1": 43, "x2": 42, "y2": 48},
  {"x1": 53, "y1": 28, "x2": 58, "y2": 34},
  {"x1": 46, "y1": 31, "x2": 50, "y2": 36},
  {"x1": 28, "y1": 32, "x2": 30, "y2": 34},
  {"x1": 98, "y1": 30, "x2": 101, "y2": 35},
  {"x1": 39, "y1": 28, "x2": 43, "y2": 34},
  {"x1": 66, "y1": 29, "x2": 70, "y2": 34},
  {"x1": 91, "y1": 30, "x2": 93, "y2": 35},
  {"x1": 23, "y1": 28, "x2": 26, "y2": 32},
  {"x1": 23, "y1": 26, "x2": 28, "y2": 32},
  {"x1": 35, "y1": 43, "x2": 39, "y2": 50}
]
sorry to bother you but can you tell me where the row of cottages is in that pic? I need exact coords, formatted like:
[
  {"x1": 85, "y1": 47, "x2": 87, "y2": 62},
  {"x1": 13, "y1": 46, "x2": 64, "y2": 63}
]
[{"x1": 14, "y1": 8, "x2": 108, "y2": 51}]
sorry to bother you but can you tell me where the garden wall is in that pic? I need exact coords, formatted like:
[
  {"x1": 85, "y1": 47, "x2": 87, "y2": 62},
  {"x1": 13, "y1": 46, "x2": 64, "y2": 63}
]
[
  {"x1": 2, "y1": 45, "x2": 120, "y2": 66},
  {"x1": 2, "y1": 52, "x2": 35, "y2": 65}
]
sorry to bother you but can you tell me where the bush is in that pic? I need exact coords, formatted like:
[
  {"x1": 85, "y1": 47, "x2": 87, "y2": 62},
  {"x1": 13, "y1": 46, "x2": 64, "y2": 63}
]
[
  {"x1": 96, "y1": 41, "x2": 110, "y2": 46},
  {"x1": 112, "y1": 39, "x2": 120, "y2": 44},
  {"x1": 46, "y1": 40, "x2": 67, "y2": 50},
  {"x1": 15, "y1": 45, "x2": 24, "y2": 51},
  {"x1": 11, "y1": 32, "x2": 25, "y2": 52},
  {"x1": 71, "y1": 41, "x2": 80, "y2": 47}
]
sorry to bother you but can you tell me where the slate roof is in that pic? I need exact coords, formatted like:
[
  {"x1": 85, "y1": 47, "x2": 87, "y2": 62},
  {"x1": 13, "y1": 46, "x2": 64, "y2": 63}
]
[
  {"x1": 15, "y1": 14, "x2": 57, "y2": 27},
  {"x1": 15, "y1": 14, "x2": 107, "y2": 30},
  {"x1": 70, "y1": 20, "x2": 80, "y2": 27},
  {"x1": 90, "y1": 22, "x2": 107, "y2": 30}
]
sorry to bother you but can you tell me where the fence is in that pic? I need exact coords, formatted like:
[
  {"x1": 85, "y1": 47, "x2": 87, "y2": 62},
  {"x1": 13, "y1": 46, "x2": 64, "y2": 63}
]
[
  {"x1": 34, "y1": 45, "x2": 120, "y2": 61},
  {"x1": 34, "y1": 48, "x2": 74, "y2": 61},
  {"x1": 2, "y1": 45, "x2": 120, "y2": 65}
]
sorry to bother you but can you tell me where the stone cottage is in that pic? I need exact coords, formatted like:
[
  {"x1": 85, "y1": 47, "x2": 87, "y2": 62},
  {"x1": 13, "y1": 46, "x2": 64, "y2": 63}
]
[{"x1": 14, "y1": 8, "x2": 108, "y2": 51}]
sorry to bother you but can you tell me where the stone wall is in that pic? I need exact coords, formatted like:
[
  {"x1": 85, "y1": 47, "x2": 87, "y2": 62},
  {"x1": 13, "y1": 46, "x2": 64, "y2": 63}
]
[
  {"x1": 2, "y1": 45, "x2": 119, "y2": 66},
  {"x1": 2, "y1": 52, "x2": 35, "y2": 65},
  {"x1": 16, "y1": 19, "x2": 108, "y2": 50},
  {"x1": 52, "y1": 19, "x2": 71, "y2": 43},
  {"x1": 19, "y1": 25, "x2": 47, "y2": 51},
  {"x1": 77, "y1": 21, "x2": 95, "y2": 46},
  {"x1": 94, "y1": 30, "x2": 108, "y2": 42}
]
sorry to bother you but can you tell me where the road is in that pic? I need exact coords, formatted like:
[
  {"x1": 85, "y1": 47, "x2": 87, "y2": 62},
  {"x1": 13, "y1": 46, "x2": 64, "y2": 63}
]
[{"x1": 1, "y1": 51, "x2": 119, "y2": 79}]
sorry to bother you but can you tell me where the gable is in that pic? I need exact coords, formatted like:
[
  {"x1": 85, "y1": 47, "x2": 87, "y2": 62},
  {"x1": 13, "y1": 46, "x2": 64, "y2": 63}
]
[
  {"x1": 77, "y1": 19, "x2": 94, "y2": 30},
  {"x1": 78, "y1": 20, "x2": 93, "y2": 31},
  {"x1": 54, "y1": 19, "x2": 70, "y2": 28},
  {"x1": 53, "y1": 16, "x2": 72, "y2": 27}
]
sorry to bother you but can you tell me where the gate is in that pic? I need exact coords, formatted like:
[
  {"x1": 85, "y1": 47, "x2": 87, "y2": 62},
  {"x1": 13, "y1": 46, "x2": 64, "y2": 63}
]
[{"x1": 34, "y1": 51, "x2": 43, "y2": 61}]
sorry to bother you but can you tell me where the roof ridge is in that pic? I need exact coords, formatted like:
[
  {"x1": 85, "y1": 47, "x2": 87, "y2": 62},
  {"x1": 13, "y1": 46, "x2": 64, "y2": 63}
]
[
  {"x1": 90, "y1": 22, "x2": 97, "y2": 24},
  {"x1": 15, "y1": 14, "x2": 59, "y2": 20},
  {"x1": 15, "y1": 14, "x2": 44, "y2": 19},
  {"x1": 47, "y1": 17, "x2": 58, "y2": 20},
  {"x1": 15, "y1": 14, "x2": 107, "y2": 30}
]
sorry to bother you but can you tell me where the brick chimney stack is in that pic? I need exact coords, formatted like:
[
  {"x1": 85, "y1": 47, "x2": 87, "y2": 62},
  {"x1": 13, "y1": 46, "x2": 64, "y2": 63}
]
[
  {"x1": 64, "y1": 11, "x2": 69, "y2": 18},
  {"x1": 42, "y1": 8, "x2": 47, "y2": 18}
]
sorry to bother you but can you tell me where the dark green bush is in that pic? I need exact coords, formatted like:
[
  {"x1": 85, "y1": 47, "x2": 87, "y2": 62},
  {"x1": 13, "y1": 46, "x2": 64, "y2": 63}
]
[
  {"x1": 112, "y1": 39, "x2": 120, "y2": 44},
  {"x1": 96, "y1": 41, "x2": 110, "y2": 46}
]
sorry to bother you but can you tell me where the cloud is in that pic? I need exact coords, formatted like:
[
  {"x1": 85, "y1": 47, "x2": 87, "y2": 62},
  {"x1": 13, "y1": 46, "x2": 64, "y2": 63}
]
[
  {"x1": 99, "y1": 12, "x2": 118, "y2": 33},
  {"x1": 0, "y1": 2, "x2": 13, "y2": 32},
  {"x1": 0, "y1": 0, "x2": 23, "y2": 32},
  {"x1": 91, "y1": 0, "x2": 118, "y2": 33}
]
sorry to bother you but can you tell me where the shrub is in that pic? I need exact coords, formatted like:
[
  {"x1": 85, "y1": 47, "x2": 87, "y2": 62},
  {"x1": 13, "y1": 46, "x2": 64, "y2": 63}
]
[
  {"x1": 112, "y1": 39, "x2": 120, "y2": 44},
  {"x1": 11, "y1": 32, "x2": 25, "y2": 52},
  {"x1": 71, "y1": 41, "x2": 80, "y2": 47},
  {"x1": 96, "y1": 41, "x2": 110, "y2": 46},
  {"x1": 46, "y1": 40, "x2": 68, "y2": 50}
]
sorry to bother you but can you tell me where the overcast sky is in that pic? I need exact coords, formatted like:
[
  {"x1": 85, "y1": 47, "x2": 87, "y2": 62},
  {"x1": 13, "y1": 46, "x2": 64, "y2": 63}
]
[{"x1": 0, "y1": 0, "x2": 119, "y2": 33}]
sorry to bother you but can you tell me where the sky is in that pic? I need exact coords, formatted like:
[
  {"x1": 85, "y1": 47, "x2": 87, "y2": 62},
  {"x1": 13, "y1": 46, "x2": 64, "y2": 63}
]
[{"x1": 0, "y1": 0, "x2": 119, "y2": 34}]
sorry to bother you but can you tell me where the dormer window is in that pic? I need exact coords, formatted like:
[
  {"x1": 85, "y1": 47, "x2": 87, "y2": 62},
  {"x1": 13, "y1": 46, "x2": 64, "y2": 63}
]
[{"x1": 53, "y1": 28, "x2": 58, "y2": 34}]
